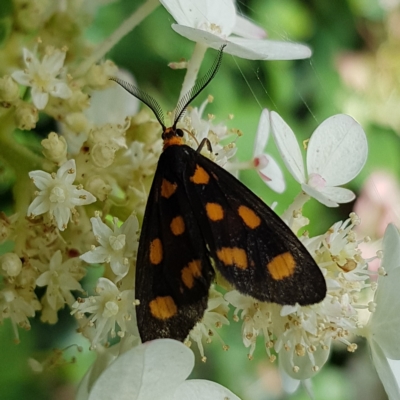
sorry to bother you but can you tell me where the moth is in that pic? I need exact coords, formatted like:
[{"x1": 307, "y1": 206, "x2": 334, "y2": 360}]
[{"x1": 112, "y1": 46, "x2": 326, "y2": 342}]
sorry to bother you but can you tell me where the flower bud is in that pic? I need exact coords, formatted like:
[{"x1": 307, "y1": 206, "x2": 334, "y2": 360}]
[
  {"x1": 1, "y1": 253, "x2": 22, "y2": 277},
  {"x1": 14, "y1": 101, "x2": 39, "y2": 130},
  {"x1": 41, "y1": 132, "x2": 68, "y2": 164},
  {"x1": 85, "y1": 175, "x2": 112, "y2": 201},
  {"x1": 0, "y1": 76, "x2": 20, "y2": 103}
]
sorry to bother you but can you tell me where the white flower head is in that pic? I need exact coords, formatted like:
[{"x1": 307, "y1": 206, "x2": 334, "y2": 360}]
[
  {"x1": 27, "y1": 159, "x2": 96, "y2": 231},
  {"x1": 80, "y1": 214, "x2": 139, "y2": 280},
  {"x1": 71, "y1": 278, "x2": 137, "y2": 347},
  {"x1": 12, "y1": 47, "x2": 72, "y2": 110},
  {"x1": 270, "y1": 112, "x2": 368, "y2": 207},
  {"x1": 160, "y1": 0, "x2": 311, "y2": 60},
  {"x1": 79, "y1": 339, "x2": 241, "y2": 400},
  {"x1": 226, "y1": 216, "x2": 372, "y2": 380}
]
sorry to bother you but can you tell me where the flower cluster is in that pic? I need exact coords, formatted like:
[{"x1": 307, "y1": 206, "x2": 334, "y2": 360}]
[{"x1": 0, "y1": 1, "x2": 399, "y2": 400}]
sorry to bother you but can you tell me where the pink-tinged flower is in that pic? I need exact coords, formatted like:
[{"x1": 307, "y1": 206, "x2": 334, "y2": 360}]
[
  {"x1": 253, "y1": 109, "x2": 285, "y2": 193},
  {"x1": 160, "y1": 0, "x2": 311, "y2": 60},
  {"x1": 270, "y1": 112, "x2": 368, "y2": 207},
  {"x1": 12, "y1": 47, "x2": 72, "y2": 109},
  {"x1": 77, "y1": 339, "x2": 241, "y2": 400}
]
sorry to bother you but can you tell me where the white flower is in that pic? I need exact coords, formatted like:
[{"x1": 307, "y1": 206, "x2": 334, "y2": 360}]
[
  {"x1": 187, "y1": 287, "x2": 230, "y2": 359},
  {"x1": 270, "y1": 112, "x2": 368, "y2": 207},
  {"x1": 160, "y1": 0, "x2": 311, "y2": 60},
  {"x1": 71, "y1": 278, "x2": 137, "y2": 346},
  {"x1": 252, "y1": 109, "x2": 285, "y2": 193},
  {"x1": 12, "y1": 47, "x2": 72, "y2": 109},
  {"x1": 27, "y1": 159, "x2": 96, "y2": 231},
  {"x1": 80, "y1": 214, "x2": 139, "y2": 280},
  {"x1": 35, "y1": 250, "x2": 84, "y2": 311},
  {"x1": 78, "y1": 339, "x2": 241, "y2": 400},
  {"x1": 364, "y1": 224, "x2": 400, "y2": 400},
  {"x1": 226, "y1": 216, "x2": 371, "y2": 380}
]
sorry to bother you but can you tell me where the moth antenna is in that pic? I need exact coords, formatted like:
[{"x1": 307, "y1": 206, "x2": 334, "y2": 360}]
[
  {"x1": 110, "y1": 77, "x2": 166, "y2": 130},
  {"x1": 173, "y1": 44, "x2": 226, "y2": 129}
]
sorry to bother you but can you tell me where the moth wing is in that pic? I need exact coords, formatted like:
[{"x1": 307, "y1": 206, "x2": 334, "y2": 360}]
[
  {"x1": 135, "y1": 150, "x2": 215, "y2": 342},
  {"x1": 182, "y1": 149, "x2": 326, "y2": 306}
]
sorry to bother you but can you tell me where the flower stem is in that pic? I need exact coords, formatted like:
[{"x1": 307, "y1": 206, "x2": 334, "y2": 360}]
[
  {"x1": 177, "y1": 42, "x2": 208, "y2": 104},
  {"x1": 73, "y1": 0, "x2": 160, "y2": 77}
]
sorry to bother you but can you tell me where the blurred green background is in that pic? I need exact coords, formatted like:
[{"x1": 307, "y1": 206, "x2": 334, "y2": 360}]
[{"x1": 1, "y1": 0, "x2": 400, "y2": 399}]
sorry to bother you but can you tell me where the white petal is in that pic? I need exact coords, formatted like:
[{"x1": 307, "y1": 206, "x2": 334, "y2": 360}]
[
  {"x1": 316, "y1": 186, "x2": 355, "y2": 205},
  {"x1": 253, "y1": 109, "x2": 270, "y2": 156},
  {"x1": 27, "y1": 195, "x2": 50, "y2": 216},
  {"x1": 31, "y1": 88, "x2": 49, "y2": 110},
  {"x1": 53, "y1": 206, "x2": 71, "y2": 230},
  {"x1": 370, "y1": 340, "x2": 400, "y2": 400},
  {"x1": 109, "y1": 257, "x2": 128, "y2": 278},
  {"x1": 369, "y1": 224, "x2": 400, "y2": 359},
  {"x1": 50, "y1": 81, "x2": 72, "y2": 99},
  {"x1": 57, "y1": 159, "x2": 76, "y2": 183},
  {"x1": 173, "y1": 379, "x2": 241, "y2": 400},
  {"x1": 80, "y1": 246, "x2": 109, "y2": 264},
  {"x1": 227, "y1": 37, "x2": 312, "y2": 60},
  {"x1": 120, "y1": 215, "x2": 139, "y2": 250},
  {"x1": 258, "y1": 155, "x2": 286, "y2": 193},
  {"x1": 91, "y1": 217, "x2": 113, "y2": 247},
  {"x1": 270, "y1": 111, "x2": 305, "y2": 183},
  {"x1": 11, "y1": 70, "x2": 31, "y2": 86},
  {"x1": 233, "y1": 15, "x2": 267, "y2": 39},
  {"x1": 301, "y1": 183, "x2": 340, "y2": 207},
  {"x1": 42, "y1": 50, "x2": 66, "y2": 73},
  {"x1": 306, "y1": 115, "x2": 368, "y2": 186},
  {"x1": 29, "y1": 170, "x2": 52, "y2": 190},
  {"x1": 36, "y1": 271, "x2": 51, "y2": 287},
  {"x1": 279, "y1": 364, "x2": 300, "y2": 394},
  {"x1": 71, "y1": 189, "x2": 96, "y2": 205},
  {"x1": 96, "y1": 277, "x2": 119, "y2": 294},
  {"x1": 88, "y1": 339, "x2": 194, "y2": 400},
  {"x1": 171, "y1": 25, "x2": 227, "y2": 49},
  {"x1": 161, "y1": 0, "x2": 236, "y2": 35},
  {"x1": 278, "y1": 342, "x2": 331, "y2": 380}
]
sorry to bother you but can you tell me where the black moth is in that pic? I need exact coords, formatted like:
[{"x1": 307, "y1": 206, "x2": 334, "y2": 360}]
[{"x1": 112, "y1": 46, "x2": 326, "y2": 342}]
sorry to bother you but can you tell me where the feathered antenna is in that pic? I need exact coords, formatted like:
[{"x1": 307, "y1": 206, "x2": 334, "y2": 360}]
[{"x1": 110, "y1": 44, "x2": 226, "y2": 132}]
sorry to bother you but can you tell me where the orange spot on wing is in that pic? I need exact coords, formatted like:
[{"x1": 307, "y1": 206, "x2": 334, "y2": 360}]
[
  {"x1": 170, "y1": 216, "x2": 185, "y2": 236},
  {"x1": 238, "y1": 205, "x2": 261, "y2": 229},
  {"x1": 181, "y1": 260, "x2": 202, "y2": 289},
  {"x1": 190, "y1": 164, "x2": 210, "y2": 184},
  {"x1": 149, "y1": 238, "x2": 163, "y2": 265},
  {"x1": 216, "y1": 247, "x2": 248, "y2": 269},
  {"x1": 267, "y1": 252, "x2": 296, "y2": 280},
  {"x1": 149, "y1": 296, "x2": 177, "y2": 320},
  {"x1": 161, "y1": 179, "x2": 177, "y2": 199},
  {"x1": 206, "y1": 202, "x2": 224, "y2": 221}
]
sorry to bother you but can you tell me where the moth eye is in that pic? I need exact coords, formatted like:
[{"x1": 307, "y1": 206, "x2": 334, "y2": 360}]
[{"x1": 175, "y1": 128, "x2": 184, "y2": 137}]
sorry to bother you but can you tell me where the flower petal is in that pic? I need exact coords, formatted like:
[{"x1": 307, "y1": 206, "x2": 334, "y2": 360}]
[
  {"x1": 11, "y1": 70, "x2": 31, "y2": 86},
  {"x1": 370, "y1": 339, "x2": 400, "y2": 400},
  {"x1": 233, "y1": 15, "x2": 267, "y2": 39},
  {"x1": 29, "y1": 170, "x2": 52, "y2": 190},
  {"x1": 80, "y1": 246, "x2": 109, "y2": 264},
  {"x1": 301, "y1": 183, "x2": 340, "y2": 207},
  {"x1": 253, "y1": 109, "x2": 270, "y2": 156},
  {"x1": 258, "y1": 155, "x2": 286, "y2": 193},
  {"x1": 91, "y1": 216, "x2": 113, "y2": 247},
  {"x1": 369, "y1": 224, "x2": 400, "y2": 359},
  {"x1": 31, "y1": 87, "x2": 49, "y2": 110},
  {"x1": 57, "y1": 159, "x2": 76, "y2": 183},
  {"x1": 228, "y1": 37, "x2": 312, "y2": 60},
  {"x1": 270, "y1": 111, "x2": 305, "y2": 183},
  {"x1": 27, "y1": 195, "x2": 50, "y2": 216},
  {"x1": 317, "y1": 186, "x2": 355, "y2": 205},
  {"x1": 88, "y1": 339, "x2": 194, "y2": 400},
  {"x1": 306, "y1": 115, "x2": 368, "y2": 186},
  {"x1": 161, "y1": 0, "x2": 236, "y2": 35},
  {"x1": 171, "y1": 24, "x2": 227, "y2": 49},
  {"x1": 173, "y1": 379, "x2": 241, "y2": 400},
  {"x1": 50, "y1": 81, "x2": 72, "y2": 99}
]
